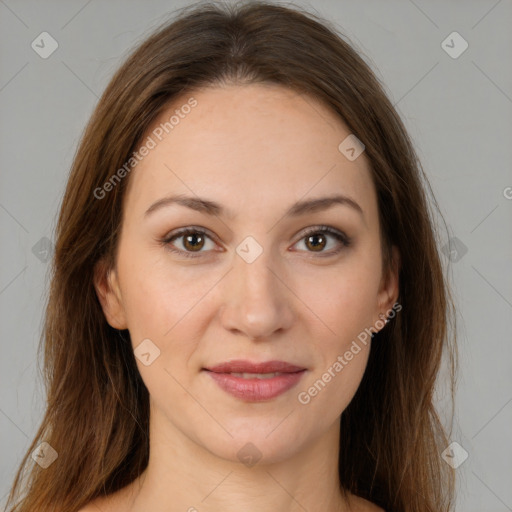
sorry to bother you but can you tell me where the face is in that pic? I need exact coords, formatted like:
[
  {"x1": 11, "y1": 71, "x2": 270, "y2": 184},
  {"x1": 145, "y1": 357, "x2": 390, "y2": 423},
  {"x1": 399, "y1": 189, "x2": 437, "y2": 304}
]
[{"x1": 94, "y1": 83, "x2": 399, "y2": 464}]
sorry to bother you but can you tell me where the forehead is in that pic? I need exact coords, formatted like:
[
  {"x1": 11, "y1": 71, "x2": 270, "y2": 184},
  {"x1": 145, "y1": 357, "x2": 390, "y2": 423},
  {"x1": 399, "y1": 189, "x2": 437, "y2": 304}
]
[{"x1": 124, "y1": 83, "x2": 376, "y2": 222}]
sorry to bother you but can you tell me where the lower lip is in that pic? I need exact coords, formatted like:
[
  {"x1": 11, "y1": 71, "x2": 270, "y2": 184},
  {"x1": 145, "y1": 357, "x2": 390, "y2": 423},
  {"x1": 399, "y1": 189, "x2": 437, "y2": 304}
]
[{"x1": 205, "y1": 370, "x2": 306, "y2": 402}]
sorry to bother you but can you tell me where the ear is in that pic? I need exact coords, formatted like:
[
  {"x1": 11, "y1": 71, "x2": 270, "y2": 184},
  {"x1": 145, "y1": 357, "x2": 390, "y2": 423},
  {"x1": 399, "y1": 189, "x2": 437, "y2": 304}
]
[
  {"x1": 374, "y1": 245, "x2": 400, "y2": 328},
  {"x1": 93, "y1": 258, "x2": 128, "y2": 330}
]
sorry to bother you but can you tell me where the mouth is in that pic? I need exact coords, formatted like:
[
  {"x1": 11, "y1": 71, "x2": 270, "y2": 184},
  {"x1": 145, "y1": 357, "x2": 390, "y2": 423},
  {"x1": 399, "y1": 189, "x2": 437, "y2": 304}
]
[
  {"x1": 202, "y1": 360, "x2": 307, "y2": 401},
  {"x1": 203, "y1": 360, "x2": 306, "y2": 374}
]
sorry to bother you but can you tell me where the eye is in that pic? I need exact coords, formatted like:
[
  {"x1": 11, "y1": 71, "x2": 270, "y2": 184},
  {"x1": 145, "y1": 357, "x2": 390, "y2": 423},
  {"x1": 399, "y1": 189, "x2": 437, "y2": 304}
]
[
  {"x1": 292, "y1": 225, "x2": 351, "y2": 256},
  {"x1": 160, "y1": 225, "x2": 351, "y2": 259},
  {"x1": 161, "y1": 227, "x2": 217, "y2": 259}
]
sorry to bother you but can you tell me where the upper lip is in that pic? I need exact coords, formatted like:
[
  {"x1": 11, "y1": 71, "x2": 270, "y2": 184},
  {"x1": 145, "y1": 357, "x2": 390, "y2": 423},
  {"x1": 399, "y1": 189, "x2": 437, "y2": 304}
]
[{"x1": 204, "y1": 360, "x2": 306, "y2": 373}]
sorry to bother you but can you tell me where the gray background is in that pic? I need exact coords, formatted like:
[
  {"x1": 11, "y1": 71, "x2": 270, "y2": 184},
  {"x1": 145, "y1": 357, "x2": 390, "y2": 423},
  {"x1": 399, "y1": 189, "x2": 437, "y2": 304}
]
[{"x1": 1, "y1": 0, "x2": 511, "y2": 510}]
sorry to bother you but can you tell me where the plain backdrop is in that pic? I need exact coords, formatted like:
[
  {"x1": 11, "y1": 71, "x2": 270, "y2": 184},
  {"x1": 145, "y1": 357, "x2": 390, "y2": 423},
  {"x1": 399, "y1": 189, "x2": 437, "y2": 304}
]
[{"x1": 1, "y1": 1, "x2": 511, "y2": 510}]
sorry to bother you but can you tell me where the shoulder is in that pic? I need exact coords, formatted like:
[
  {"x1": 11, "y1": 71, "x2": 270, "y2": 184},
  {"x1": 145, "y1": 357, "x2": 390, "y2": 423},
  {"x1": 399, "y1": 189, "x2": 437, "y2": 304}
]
[
  {"x1": 77, "y1": 495, "x2": 116, "y2": 512},
  {"x1": 77, "y1": 484, "x2": 134, "y2": 512},
  {"x1": 360, "y1": 500, "x2": 385, "y2": 512},
  {"x1": 348, "y1": 493, "x2": 386, "y2": 512},
  {"x1": 78, "y1": 489, "x2": 385, "y2": 512},
  {"x1": 77, "y1": 502, "x2": 103, "y2": 512},
  {"x1": 366, "y1": 503, "x2": 386, "y2": 512},
  {"x1": 77, "y1": 505, "x2": 99, "y2": 512}
]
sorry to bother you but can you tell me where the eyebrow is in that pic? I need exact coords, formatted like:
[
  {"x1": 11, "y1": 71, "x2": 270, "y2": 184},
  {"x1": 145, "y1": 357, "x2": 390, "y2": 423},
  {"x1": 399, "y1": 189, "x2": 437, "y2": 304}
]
[{"x1": 144, "y1": 193, "x2": 364, "y2": 221}]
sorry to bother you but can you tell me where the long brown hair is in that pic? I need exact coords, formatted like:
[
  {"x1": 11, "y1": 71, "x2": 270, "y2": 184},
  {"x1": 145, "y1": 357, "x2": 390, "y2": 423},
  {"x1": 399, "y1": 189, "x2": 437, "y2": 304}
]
[{"x1": 5, "y1": 1, "x2": 458, "y2": 511}]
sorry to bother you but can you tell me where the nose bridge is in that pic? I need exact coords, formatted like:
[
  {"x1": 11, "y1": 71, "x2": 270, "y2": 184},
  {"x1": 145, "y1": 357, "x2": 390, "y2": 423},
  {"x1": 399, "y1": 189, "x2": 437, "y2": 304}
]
[
  {"x1": 233, "y1": 232, "x2": 279, "y2": 291},
  {"x1": 238, "y1": 245, "x2": 277, "y2": 297},
  {"x1": 220, "y1": 239, "x2": 294, "y2": 339}
]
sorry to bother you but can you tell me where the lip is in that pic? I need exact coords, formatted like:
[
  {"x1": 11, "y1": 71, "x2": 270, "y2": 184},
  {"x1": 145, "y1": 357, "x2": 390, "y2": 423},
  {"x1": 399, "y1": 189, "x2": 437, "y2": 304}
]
[
  {"x1": 203, "y1": 360, "x2": 307, "y2": 402},
  {"x1": 205, "y1": 360, "x2": 305, "y2": 374}
]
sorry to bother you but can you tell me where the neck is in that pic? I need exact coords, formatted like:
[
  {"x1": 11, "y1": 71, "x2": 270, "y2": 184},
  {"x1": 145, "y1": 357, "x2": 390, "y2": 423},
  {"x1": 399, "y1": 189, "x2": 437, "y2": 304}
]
[{"x1": 123, "y1": 402, "x2": 350, "y2": 512}]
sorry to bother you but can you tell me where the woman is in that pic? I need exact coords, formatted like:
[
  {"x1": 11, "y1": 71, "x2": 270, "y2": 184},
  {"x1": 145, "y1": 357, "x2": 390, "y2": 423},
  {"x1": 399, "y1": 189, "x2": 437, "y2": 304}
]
[{"x1": 5, "y1": 1, "x2": 458, "y2": 511}]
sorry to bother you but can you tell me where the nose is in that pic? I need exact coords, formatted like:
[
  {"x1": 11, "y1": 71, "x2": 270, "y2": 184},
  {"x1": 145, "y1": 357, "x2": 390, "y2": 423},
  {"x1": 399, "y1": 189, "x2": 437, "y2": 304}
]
[{"x1": 219, "y1": 247, "x2": 295, "y2": 341}]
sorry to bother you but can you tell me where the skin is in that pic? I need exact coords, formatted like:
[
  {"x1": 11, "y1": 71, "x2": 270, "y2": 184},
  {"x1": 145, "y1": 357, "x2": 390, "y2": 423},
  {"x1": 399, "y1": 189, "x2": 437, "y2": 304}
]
[{"x1": 90, "y1": 83, "x2": 399, "y2": 512}]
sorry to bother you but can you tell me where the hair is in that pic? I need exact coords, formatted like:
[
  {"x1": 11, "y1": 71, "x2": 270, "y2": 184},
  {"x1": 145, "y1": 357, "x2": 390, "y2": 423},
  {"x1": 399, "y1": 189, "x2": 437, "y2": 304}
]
[{"x1": 5, "y1": 1, "x2": 458, "y2": 511}]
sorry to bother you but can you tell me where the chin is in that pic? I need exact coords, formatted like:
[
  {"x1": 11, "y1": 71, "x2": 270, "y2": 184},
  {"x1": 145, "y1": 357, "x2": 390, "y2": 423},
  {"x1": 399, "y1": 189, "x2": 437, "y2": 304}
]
[{"x1": 197, "y1": 422, "x2": 308, "y2": 467}]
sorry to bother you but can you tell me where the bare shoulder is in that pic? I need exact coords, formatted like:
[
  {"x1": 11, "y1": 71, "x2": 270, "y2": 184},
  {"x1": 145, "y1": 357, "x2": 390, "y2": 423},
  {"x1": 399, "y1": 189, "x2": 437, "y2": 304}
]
[
  {"x1": 77, "y1": 492, "x2": 122, "y2": 512},
  {"x1": 77, "y1": 477, "x2": 140, "y2": 512},
  {"x1": 76, "y1": 503, "x2": 101, "y2": 512},
  {"x1": 364, "y1": 501, "x2": 386, "y2": 512},
  {"x1": 348, "y1": 492, "x2": 386, "y2": 512},
  {"x1": 76, "y1": 497, "x2": 108, "y2": 512}
]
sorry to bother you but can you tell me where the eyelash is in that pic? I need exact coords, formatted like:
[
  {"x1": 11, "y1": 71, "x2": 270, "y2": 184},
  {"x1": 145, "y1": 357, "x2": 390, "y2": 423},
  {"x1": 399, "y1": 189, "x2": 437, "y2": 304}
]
[{"x1": 160, "y1": 225, "x2": 351, "y2": 259}]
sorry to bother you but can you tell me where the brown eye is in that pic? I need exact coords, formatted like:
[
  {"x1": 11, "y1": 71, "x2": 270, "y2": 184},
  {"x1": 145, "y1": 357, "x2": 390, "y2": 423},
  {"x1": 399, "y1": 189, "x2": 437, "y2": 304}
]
[
  {"x1": 304, "y1": 232, "x2": 328, "y2": 252},
  {"x1": 162, "y1": 228, "x2": 216, "y2": 258},
  {"x1": 294, "y1": 226, "x2": 351, "y2": 256},
  {"x1": 182, "y1": 232, "x2": 205, "y2": 252}
]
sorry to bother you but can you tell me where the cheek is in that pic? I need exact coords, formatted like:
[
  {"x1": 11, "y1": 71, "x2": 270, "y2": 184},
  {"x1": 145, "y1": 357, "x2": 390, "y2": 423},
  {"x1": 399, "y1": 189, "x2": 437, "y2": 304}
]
[
  {"x1": 290, "y1": 256, "x2": 380, "y2": 411},
  {"x1": 117, "y1": 240, "x2": 214, "y2": 337},
  {"x1": 294, "y1": 270, "x2": 374, "y2": 415},
  {"x1": 115, "y1": 243, "x2": 214, "y2": 386},
  {"x1": 120, "y1": 263, "x2": 207, "y2": 407},
  {"x1": 295, "y1": 338, "x2": 370, "y2": 436},
  {"x1": 293, "y1": 257, "x2": 382, "y2": 343}
]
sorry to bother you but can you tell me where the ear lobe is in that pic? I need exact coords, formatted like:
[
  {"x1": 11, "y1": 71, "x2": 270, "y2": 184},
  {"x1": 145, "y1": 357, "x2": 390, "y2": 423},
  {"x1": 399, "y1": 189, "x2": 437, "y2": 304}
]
[{"x1": 93, "y1": 259, "x2": 127, "y2": 330}]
